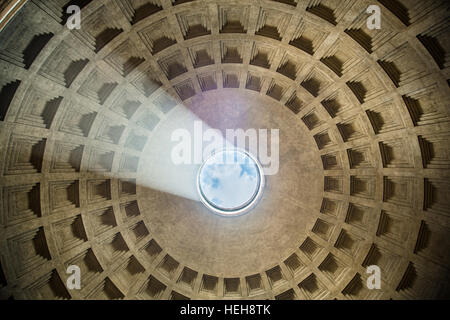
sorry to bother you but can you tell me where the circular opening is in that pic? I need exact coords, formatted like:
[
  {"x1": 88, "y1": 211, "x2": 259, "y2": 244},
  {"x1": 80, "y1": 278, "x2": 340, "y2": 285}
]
[{"x1": 197, "y1": 149, "x2": 265, "y2": 216}]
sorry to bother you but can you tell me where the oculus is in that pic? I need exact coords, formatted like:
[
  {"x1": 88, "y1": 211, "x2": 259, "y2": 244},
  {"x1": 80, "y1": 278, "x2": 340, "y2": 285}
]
[{"x1": 197, "y1": 149, "x2": 265, "y2": 216}]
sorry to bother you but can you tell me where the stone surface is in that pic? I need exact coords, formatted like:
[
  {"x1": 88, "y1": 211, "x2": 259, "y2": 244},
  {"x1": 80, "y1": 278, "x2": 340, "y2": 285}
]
[{"x1": 0, "y1": 0, "x2": 449, "y2": 300}]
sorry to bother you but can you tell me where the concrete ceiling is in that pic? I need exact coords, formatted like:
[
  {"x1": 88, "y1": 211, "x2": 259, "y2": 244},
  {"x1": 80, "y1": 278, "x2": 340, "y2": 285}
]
[{"x1": 0, "y1": 0, "x2": 449, "y2": 300}]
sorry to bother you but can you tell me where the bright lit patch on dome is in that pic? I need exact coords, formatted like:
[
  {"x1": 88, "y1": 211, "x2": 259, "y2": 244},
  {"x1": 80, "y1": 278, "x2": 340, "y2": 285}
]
[{"x1": 197, "y1": 149, "x2": 264, "y2": 216}]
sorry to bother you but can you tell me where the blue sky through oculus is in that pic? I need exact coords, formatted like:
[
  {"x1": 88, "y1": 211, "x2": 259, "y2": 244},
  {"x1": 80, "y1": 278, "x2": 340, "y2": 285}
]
[{"x1": 199, "y1": 150, "x2": 260, "y2": 211}]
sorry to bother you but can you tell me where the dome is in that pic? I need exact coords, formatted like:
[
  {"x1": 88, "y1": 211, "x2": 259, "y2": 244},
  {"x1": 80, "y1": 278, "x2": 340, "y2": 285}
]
[{"x1": 0, "y1": 0, "x2": 449, "y2": 300}]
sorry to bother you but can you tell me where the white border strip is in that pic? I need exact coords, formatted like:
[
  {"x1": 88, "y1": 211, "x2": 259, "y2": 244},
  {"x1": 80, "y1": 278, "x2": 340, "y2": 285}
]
[{"x1": 0, "y1": 0, "x2": 28, "y2": 32}]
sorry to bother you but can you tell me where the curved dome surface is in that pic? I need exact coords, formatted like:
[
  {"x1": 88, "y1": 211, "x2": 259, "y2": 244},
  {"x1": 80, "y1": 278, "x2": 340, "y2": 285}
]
[{"x1": 0, "y1": 0, "x2": 449, "y2": 300}]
